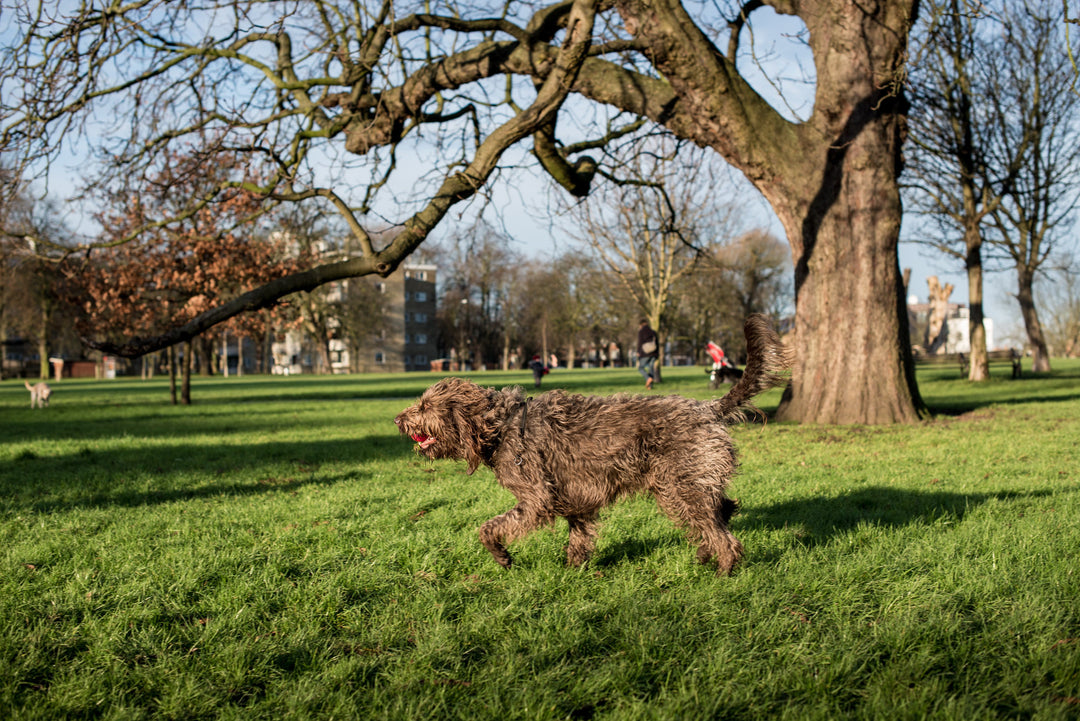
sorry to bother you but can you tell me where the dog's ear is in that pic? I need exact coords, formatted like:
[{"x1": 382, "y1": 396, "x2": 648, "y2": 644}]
[{"x1": 453, "y1": 401, "x2": 490, "y2": 475}]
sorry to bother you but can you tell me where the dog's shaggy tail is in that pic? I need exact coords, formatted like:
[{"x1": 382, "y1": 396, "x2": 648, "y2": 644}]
[{"x1": 712, "y1": 314, "x2": 793, "y2": 423}]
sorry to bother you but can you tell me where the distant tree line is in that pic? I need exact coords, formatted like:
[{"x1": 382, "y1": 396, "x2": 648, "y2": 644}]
[
  {"x1": 431, "y1": 220, "x2": 790, "y2": 373},
  {"x1": 1, "y1": 147, "x2": 791, "y2": 390}
]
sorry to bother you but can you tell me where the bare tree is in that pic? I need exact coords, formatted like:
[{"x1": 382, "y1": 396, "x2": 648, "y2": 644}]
[
  {"x1": 435, "y1": 222, "x2": 520, "y2": 369},
  {"x1": 904, "y1": 0, "x2": 1021, "y2": 380},
  {"x1": 515, "y1": 254, "x2": 589, "y2": 368},
  {"x1": 1066, "y1": 1, "x2": 1080, "y2": 81},
  {"x1": 908, "y1": 0, "x2": 1080, "y2": 374},
  {"x1": 1040, "y1": 262, "x2": 1080, "y2": 357},
  {"x1": 984, "y1": 0, "x2": 1080, "y2": 371},
  {"x1": 1, "y1": 0, "x2": 923, "y2": 423},
  {"x1": 713, "y1": 229, "x2": 791, "y2": 323},
  {"x1": 667, "y1": 228, "x2": 790, "y2": 364},
  {"x1": 0, "y1": 190, "x2": 72, "y2": 378},
  {"x1": 568, "y1": 140, "x2": 731, "y2": 377}
]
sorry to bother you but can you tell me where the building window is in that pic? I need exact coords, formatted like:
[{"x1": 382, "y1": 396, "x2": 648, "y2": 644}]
[
  {"x1": 414, "y1": 333, "x2": 427, "y2": 344},
  {"x1": 375, "y1": 352, "x2": 384, "y2": 364},
  {"x1": 412, "y1": 312, "x2": 428, "y2": 323},
  {"x1": 414, "y1": 354, "x2": 428, "y2": 366},
  {"x1": 404, "y1": 333, "x2": 410, "y2": 344},
  {"x1": 414, "y1": 291, "x2": 428, "y2": 302}
]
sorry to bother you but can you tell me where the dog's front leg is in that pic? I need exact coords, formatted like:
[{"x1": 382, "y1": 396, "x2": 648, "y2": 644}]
[{"x1": 478, "y1": 504, "x2": 551, "y2": 569}]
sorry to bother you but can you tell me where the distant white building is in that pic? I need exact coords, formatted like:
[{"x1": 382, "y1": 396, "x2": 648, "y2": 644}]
[
  {"x1": 908, "y1": 297, "x2": 995, "y2": 354},
  {"x1": 941, "y1": 305, "x2": 994, "y2": 354}
]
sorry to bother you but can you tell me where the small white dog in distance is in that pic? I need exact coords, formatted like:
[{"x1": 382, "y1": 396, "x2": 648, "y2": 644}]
[{"x1": 24, "y1": 380, "x2": 52, "y2": 409}]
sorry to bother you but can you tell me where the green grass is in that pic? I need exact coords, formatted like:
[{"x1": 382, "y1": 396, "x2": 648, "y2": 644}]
[{"x1": 2, "y1": 363, "x2": 1078, "y2": 719}]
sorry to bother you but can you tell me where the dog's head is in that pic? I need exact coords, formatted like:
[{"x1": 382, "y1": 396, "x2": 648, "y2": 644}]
[{"x1": 395, "y1": 377, "x2": 521, "y2": 474}]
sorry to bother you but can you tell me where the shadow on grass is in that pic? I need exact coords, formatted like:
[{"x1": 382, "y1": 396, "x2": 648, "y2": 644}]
[
  {"x1": 3, "y1": 434, "x2": 415, "y2": 514},
  {"x1": 3, "y1": 399, "x2": 409, "y2": 443},
  {"x1": 920, "y1": 366, "x2": 1080, "y2": 416},
  {"x1": 595, "y1": 535, "x2": 686, "y2": 567},
  {"x1": 926, "y1": 391, "x2": 1080, "y2": 417},
  {"x1": 742, "y1": 485, "x2": 1058, "y2": 547},
  {"x1": 589, "y1": 485, "x2": 1064, "y2": 568}
]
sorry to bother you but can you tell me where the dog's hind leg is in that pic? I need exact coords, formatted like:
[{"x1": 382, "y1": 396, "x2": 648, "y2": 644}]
[
  {"x1": 701, "y1": 496, "x2": 744, "y2": 575},
  {"x1": 478, "y1": 504, "x2": 553, "y2": 569},
  {"x1": 653, "y1": 482, "x2": 744, "y2": 576},
  {"x1": 565, "y1": 514, "x2": 600, "y2": 567}
]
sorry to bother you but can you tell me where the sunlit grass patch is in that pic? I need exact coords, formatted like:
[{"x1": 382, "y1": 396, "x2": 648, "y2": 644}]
[{"x1": 1, "y1": 363, "x2": 1078, "y2": 719}]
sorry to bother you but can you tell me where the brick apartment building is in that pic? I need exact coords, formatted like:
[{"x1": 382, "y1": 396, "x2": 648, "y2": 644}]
[{"x1": 271, "y1": 263, "x2": 439, "y2": 374}]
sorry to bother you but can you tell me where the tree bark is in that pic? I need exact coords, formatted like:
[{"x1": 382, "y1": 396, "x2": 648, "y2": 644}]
[
  {"x1": 168, "y1": 345, "x2": 178, "y2": 406},
  {"x1": 1017, "y1": 267, "x2": 1051, "y2": 372},
  {"x1": 181, "y1": 340, "x2": 193, "y2": 405},
  {"x1": 773, "y1": 180, "x2": 922, "y2": 424},
  {"x1": 37, "y1": 293, "x2": 51, "y2": 380},
  {"x1": 926, "y1": 276, "x2": 953, "y2": 353}
]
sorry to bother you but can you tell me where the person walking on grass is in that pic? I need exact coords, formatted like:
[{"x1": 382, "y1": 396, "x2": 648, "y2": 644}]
[
  {"x1": 637, "y1": 319, "x2": 659, "y2": 389},
  {"x1": 528, "y1": 354, "x2": 548, "y2": 389}
]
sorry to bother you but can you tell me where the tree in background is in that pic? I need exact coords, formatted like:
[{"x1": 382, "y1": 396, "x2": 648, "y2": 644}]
[
  {"x1": 667, "y1": 229, "x2": 790, "y2": 364},
  {"x1": 569, "y1": 140, "x2": 730, "y2": 381},
  {"x1": 0, "y1": 190, "x2": 77, "y2": 378},
  {"x1": 335, "y1": 276, "x2": 391, "y2": 373},
  {"x1": 435, "y1": 224, "x2": 520, "y2": 370},
  {"x1": 514, "y1": 258, "x2": 574, "y2": 368},
  {"x1": 72, "y1": 150, "x2": 296, "y2": 402},
  {"x1": 984, "y1": 0, "x2": 1080, "y2": 372},
  {"x1": 905, "y1": 0, "x2": 1015, "y2": 380},
  {"x1": 1, "y1": 0, "x2": 923, "y2": 424},
  {"x1": 714, "y1": 230, "x2": 791, "y2": 329},
  {"x1": 907, "y1": 0, "x2": 1080, "y2": 374},
  {"x1": 1040, "y1": 263, "x2": 1080, "y2": 357}
]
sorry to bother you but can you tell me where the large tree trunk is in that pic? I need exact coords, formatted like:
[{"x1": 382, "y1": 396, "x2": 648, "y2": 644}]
[
  {"x1": 611, "y1": 0, "x2": 924, "y2": 423},
  {"x1": 773, "y1": 180, "x2": 923, "y2": 424},
  {"x1": 1017, "y1": 268, "x2": 1051, "y2": 372},
  {"x1": 774, "y1": 4, "x2": 924, "y2": 423}
]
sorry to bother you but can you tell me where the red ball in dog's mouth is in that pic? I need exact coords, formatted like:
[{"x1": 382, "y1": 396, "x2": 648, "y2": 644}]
[{"x1": 411, "y1": 433, "x2": 437, "y2": 449}]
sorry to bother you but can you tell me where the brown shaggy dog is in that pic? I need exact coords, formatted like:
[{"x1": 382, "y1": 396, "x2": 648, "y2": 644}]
[{"x1": 394, "y1": 314, "x2": 792, "y2": 575}]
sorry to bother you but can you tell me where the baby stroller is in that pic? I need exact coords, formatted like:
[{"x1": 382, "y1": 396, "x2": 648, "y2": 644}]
[{"x1": 706, "y1": 341, "x2": 743, "y2": 390}]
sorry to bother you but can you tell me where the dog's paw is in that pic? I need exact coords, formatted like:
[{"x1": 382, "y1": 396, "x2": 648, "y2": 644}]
[{"x1": 565, "y1": 548, "x2": 592, "y2": 568}]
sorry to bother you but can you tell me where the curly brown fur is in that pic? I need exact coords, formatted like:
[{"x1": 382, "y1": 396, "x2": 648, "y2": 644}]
[{"x1": 394, "y1": 314, "x2": 791, "y2": 575}]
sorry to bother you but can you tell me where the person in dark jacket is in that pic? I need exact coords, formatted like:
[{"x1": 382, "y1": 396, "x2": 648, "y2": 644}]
[
  {"x1": 528, "y1": 354, "x2": 548, "y2": 388},
  {"x1": 637, "y1": 319, "x2": 659, "y2": 389}
]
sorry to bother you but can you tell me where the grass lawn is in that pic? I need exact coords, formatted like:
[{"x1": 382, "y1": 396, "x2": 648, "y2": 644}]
[{"x1": 2, "y1": 362, "x2": 1078, "y2": 719}]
